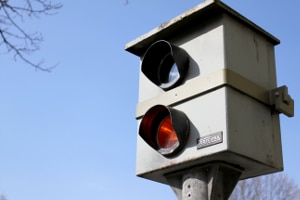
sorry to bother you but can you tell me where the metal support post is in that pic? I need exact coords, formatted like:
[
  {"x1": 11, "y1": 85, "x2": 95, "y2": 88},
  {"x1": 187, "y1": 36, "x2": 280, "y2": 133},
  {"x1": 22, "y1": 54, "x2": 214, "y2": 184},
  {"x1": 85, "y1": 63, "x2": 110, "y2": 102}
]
[
  {"x1": 166, "y1": 162, "x2": 243, "y2": 200},
  {"x1": 182, "y1": 171, "x2": 208, "y2": 200}
]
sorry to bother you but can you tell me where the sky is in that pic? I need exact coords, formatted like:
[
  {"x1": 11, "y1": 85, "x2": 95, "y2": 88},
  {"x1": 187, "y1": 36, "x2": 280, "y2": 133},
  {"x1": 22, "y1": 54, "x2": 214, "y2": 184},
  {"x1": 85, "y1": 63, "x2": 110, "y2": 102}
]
[{"x1": 0, "y1": 0, "x2": 299, "y2": 200}]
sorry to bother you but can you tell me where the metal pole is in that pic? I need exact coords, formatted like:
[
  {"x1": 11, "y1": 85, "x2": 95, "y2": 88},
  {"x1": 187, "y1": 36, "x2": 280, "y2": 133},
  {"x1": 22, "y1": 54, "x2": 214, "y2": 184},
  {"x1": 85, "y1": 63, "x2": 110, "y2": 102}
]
[
  {"x1": 166, "y1": 163, "x2": 243, "y2": 200},
  {"x1": 182, "y1": 171, "x2": 208, "y2": 200}
]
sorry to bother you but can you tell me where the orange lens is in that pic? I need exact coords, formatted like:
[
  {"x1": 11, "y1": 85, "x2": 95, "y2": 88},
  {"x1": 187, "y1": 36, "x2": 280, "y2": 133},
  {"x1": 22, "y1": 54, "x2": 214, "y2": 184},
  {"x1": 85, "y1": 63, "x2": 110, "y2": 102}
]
[{"x1": 157, "y1": 116, "x2": 178, "y2": 149}]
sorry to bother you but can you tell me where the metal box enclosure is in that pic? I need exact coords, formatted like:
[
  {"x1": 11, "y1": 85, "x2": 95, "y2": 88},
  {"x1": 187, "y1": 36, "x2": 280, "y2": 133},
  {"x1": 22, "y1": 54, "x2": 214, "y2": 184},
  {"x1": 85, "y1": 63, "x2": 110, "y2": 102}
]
[{"x1": 126, "y1": 0, "x2": 283, "y2": 185}]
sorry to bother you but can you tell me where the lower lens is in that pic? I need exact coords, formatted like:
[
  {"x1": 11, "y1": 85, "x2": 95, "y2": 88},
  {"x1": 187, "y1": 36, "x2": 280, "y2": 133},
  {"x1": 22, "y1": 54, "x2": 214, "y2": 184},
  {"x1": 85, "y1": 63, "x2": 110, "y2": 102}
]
[{"x1": 157, "y1": 116, "x2": 178, "y2": 149}]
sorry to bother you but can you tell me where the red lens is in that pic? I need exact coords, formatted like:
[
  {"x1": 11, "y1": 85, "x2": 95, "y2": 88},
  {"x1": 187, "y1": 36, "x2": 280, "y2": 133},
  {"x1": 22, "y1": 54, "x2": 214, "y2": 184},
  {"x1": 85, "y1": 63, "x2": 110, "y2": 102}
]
[{"x1": 157, "y1": 116, "x2": 178, "y2": 149}]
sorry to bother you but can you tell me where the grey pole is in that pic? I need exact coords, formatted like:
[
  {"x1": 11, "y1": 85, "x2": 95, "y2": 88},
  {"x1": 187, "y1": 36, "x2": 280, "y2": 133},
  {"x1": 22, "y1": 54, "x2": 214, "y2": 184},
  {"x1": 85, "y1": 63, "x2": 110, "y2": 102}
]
[
  {"x1": 166, "y1": 163, "x2": 243, "y2": 200},
  {"x1": 182, "y1": 171, "x2": 208, "y2": 200}
]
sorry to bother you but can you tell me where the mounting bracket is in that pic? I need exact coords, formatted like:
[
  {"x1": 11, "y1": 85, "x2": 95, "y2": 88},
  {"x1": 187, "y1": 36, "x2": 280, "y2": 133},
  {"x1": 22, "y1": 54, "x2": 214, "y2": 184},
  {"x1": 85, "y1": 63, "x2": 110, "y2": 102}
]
[{"x1": 271, "y1": 85, "x2": 294, "y2": 117}]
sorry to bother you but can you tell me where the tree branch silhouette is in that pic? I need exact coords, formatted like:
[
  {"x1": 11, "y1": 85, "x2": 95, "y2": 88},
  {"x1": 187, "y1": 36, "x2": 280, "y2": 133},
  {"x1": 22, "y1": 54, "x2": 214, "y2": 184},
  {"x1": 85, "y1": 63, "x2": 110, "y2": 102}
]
[{"x1": 0, "y1": 0, "x2": 62, "y2": 71}]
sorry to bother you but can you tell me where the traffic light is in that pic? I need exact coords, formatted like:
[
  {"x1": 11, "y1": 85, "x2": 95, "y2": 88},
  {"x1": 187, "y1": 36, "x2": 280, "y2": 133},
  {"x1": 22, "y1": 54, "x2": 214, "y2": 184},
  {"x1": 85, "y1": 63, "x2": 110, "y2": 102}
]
[
  {"x1": 138, "y1": 40, "x2": 191, "y2": 158},
  {"x1": 141, "y1": 40, "x2": 189, "y2": 90},
  {"x1": 139, "y1": 104, "x2": 190, "y2": 157},
  {"x1": 125, "y1": 0, "x2": 294, "y2": 188}
]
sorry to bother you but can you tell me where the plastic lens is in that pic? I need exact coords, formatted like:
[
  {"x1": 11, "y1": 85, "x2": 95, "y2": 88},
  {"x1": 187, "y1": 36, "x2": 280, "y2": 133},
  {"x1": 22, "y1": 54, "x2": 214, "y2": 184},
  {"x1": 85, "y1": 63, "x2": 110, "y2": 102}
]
[
  {"x1": 157, "y1": 116, "x2": 179, "y2": 149},
  {"x1": 158, "y1": 54, "x2": 180, "y2": 87}
]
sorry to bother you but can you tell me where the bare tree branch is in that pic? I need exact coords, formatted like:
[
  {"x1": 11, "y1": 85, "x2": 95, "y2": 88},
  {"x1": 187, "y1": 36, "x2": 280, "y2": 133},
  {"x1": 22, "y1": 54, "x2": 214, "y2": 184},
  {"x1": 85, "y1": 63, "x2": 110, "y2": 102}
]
[
  {"x1": 0, "y1": 0, "x2": 62, "y2": 71},
  {"x1": 230, "y1": 173, "x2": 299, "y2": 200}
]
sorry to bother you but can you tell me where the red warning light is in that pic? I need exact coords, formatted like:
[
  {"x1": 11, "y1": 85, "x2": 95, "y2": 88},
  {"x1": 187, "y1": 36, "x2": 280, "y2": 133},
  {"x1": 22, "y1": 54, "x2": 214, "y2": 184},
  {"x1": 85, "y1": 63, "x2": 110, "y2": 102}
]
[
  {"x1": 157, "y1": 116, "x2": 178, "y2": 149},
  {"x1": 139, "y1": 105, "x2": 190, "y2": 157}
]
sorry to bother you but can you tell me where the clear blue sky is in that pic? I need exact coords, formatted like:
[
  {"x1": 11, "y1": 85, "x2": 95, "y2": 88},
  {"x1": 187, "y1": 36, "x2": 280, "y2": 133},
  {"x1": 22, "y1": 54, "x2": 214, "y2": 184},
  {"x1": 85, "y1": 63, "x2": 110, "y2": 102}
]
[{"x1": 0, "y1": 0, "x2": 299, "y2": 199}]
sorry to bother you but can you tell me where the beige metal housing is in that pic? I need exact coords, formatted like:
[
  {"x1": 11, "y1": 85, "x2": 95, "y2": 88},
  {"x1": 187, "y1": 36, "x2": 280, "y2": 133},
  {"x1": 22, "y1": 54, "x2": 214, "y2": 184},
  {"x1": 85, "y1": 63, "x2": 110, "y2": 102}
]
[{"x1": 126, "y1": 0, "x2": 284, "y2": 185}]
